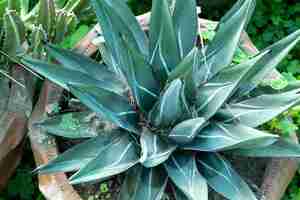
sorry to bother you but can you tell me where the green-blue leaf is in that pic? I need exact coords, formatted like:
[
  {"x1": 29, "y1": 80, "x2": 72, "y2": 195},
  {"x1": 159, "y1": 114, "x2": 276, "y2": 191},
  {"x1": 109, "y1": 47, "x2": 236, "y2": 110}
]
[
  {"x1": 125, "y1": 46, "x2": 160, "y2": 112},
  {"x1": 236, "y1": 29, "x2": 300, "y2": 96},
  {"x1": 168, "y1": 48, "x2": 199, "y2": 82},
  {"x1": 169, "y1": 117, "x2": 207, "y2": 145},
  {"x1": 195, "y1": 52, "x2": 266, "y2": 119},
  {"x1": 118, "y1": 165, "x2": 168, "y2": 200},
  {"x1": 229, "y1": 140, "x2": 300, "y2": 157},
  {"x1": 149, "y1": 0, "x2": 180, "y2": 83},
  {"x1": 35, "y1": 130, "x2": 124, "y2": 174},
  {"x1": 193, "y1": 0, "x2": 255, "y2": 83},
  {"x1": 91, "y1": 0, "x2": 148, "y2": 56},
  {"x1": 165, "y1": 152, "x2": 208, "y2": 200},
  {"x1": 68, "y1": 84, "x2": 139, "y2": 134},
  {"x1": 149, "y1": 79, "x2": 189, "y2": 127},
  {"x1": 217, "y1": 89, "x2": 300, "y2": 127},
  {"x1": 172, "y1": 0, "x2": 198, "y2": 58},
  {"x1": 183, "y1": 123, "x2": 278, "y2": 151},
  {"x1": 69, "y1": 133, "x2": 139, "y2": 184},
  {"x1": 46, "y1": 44, "x2": 125, "y2": 87},
  {"x1": 22, "y1": 57, "x2": 125, "y2": 95},
  {"x1": 140, "y1": 129, "x2": 176, "y2": 168},
  {"x1": 172, "y1": 185, "x2": 189, "y2": 200},
  {"x1": 197, "y1": 153, "x2": 257, "y2": 200}
]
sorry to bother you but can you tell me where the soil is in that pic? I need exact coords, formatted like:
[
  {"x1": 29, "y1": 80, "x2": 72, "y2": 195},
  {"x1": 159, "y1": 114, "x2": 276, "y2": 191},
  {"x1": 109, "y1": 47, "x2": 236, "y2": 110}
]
[{"x1": 74, "y1": 177, "x2": 123, "y2": 200}]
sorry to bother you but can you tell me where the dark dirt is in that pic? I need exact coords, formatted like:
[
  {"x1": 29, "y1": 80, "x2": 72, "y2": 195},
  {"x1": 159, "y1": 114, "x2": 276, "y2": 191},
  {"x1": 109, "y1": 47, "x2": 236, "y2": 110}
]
[{"x1": 74, "y1": 176, "x2": 122, "y2": 200}]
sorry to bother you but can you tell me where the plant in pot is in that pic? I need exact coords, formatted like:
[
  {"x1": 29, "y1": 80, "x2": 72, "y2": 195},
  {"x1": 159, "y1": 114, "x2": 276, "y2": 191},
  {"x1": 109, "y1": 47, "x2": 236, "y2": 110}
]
[
  {"x1": 22, "y1": 0, "x2": 300, "y2": 199},
  {"x1": 0, "y1": 0, "x2": 91, "y2": 191}
]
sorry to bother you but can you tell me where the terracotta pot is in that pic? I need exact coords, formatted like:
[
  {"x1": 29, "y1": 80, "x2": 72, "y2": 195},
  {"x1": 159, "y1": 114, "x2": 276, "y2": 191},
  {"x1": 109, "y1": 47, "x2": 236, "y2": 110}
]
[
  {"x1": 28, "y1": 81, "x2": 82, "y2": 200},
  {"x1": 29, "y1": 13, "x2": 298, "y2": 200},
  {"x1": 0, "y1": 66, "x2": 33, "y2": 190}
]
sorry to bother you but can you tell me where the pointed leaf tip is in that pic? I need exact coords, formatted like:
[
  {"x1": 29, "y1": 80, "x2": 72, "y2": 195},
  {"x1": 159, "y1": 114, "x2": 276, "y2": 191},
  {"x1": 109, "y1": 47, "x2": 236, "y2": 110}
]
[
  {"x1": 218, "y1": 89, "x2": 300, "y2": 127},
  {"x1": 149, "y1": 0, "x2": 181, "y2": 83},
  {"x1": 194, "y1": 0, "x2": 256, "y2": 83}
]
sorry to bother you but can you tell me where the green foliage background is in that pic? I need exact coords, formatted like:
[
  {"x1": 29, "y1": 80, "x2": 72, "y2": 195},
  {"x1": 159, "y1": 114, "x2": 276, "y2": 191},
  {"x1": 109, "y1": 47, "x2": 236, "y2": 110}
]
[{"x1": 0, "y1": 0, "x2": 299, "y2": 199}]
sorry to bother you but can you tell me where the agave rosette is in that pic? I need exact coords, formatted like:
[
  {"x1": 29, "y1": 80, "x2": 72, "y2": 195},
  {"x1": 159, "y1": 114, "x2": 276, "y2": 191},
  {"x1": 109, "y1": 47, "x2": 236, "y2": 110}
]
[{"x1": 22, "y1": 0, "x2": 300, "y2": 199}]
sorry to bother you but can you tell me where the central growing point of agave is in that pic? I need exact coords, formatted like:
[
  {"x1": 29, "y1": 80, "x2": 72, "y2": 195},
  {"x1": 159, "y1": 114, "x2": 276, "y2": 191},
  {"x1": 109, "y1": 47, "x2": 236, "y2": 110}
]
[{"x1": 22, "y1": 0, "x2": 300, "y2": 199}]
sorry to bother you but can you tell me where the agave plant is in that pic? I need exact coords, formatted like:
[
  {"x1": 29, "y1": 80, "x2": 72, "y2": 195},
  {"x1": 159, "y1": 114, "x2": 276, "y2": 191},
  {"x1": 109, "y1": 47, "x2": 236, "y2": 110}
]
[{"x1": 22, "y1": 0, "x2": 300, "y2": 199}]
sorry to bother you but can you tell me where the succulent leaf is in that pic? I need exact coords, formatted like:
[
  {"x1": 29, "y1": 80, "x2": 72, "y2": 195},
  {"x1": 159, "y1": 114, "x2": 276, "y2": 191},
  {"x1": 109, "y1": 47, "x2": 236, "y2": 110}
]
[
  {"x1": 98, "y1": 43, "x2": 122, "y2": 76},
  {"x1": 229, "y1": 140, "x2": 300, "y2": 157},
  {"x1": 118, "y1": 165, "x2": 168, "y2": 200},
  {"x1": 220, "y1": 0, "x2": 255, "y2": 27},
  {"x1": 149, "y1": 79, "x2": 189, "y2": 127},
  {"x1": 31, "y1": 25, "x2": 46, "y2": 59},
  {"x1": 172, "y1": 185, "x2": 189, "y2": 200},
  {"x1": 69, "y1": 84, "x2": 139, "y2": 134},
  {"x1": 87, "y1": 0, "x2": 147, "y2": 84},
  {"x1": 35, "y1": 111, "x2": 111, "y2": 138},
  {"x1": 168, "y1": 47, "x2": 199, "y2": 82},
  {"x1": 37, "y1": 0, "x2": 55, "y2": 35},
  {"x1": 140, "y1": 129, "x2": 176, "y2": 168},
  {"x1": 165, "y1": 152, "x2": 208, "y2": 200},
  {"x1": 90, "y1": 0, "x2": 148, "y2": 60},
  {"x1": 46, "y1": 44, "x2": 126, "y2": 90},
  {"x1": 3, "y1": 10, "x2": 26, "y2": 57},
  {"x1": 69, "y1": 133, "x2": 139, "y2": 184},
  {"x1": 172, "y1": 0, "x2": 198, "y2": 58},
  {"x1": 195, "y1": 51, "x2": 267, "y2": 119},
  {"x1": 149, "y1": 0, "x2": 180, "y2": 83},
  {"x1": 22, "y1": 0, "x2": 300, "y2": 199},
  {"x1": 193, "y1": 0, "x2": 255, "y2": 84},
  {"x1": 20, "y1": 0, "x2": 30, "y2": 17},
  {"x1": 54, "y1": 10, "x2": 77, "y2": 44},
  {"x1": 54, "y1": 10, "x2": 68, "y2": 43},
  {"x1": 169, "y1": 117, "x2": 207, "y2": 145},
  {"x1": 36, "y1": 131, "x2": 125, "y2": 174},
  {"x1": 183, "y1": 123, "x2": 278, "y2": 151},
  {"x1": 217, "y1": 89, "x2": 300, "y2": 127},
  {"x1": 236, "y1": 30, "x2": 300, "y2": 97},
  {"x1": 197, "y1": 153, "x2": 258, "y2": 200},
  {"x1": 89, "y1": 2, "x2": 134, "y2": 79},
  {"x1": 8, "y1": 0, "x2": 20, "y2": 11},
  {"x1": 21, "y1": 57, "x2": 125, "y2": 95},
  {"x1": 125, "y1": 45, "x2": 160, "y2": 112}
]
